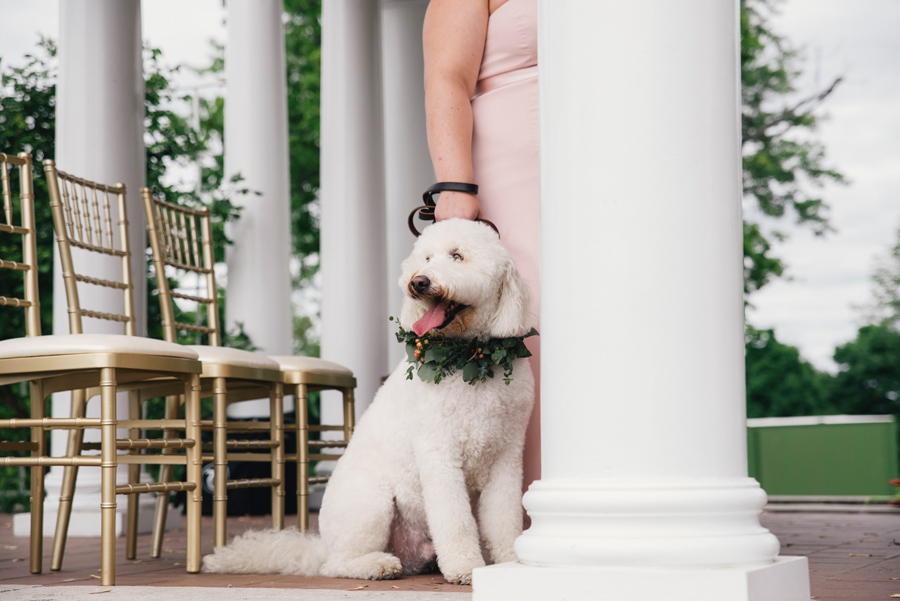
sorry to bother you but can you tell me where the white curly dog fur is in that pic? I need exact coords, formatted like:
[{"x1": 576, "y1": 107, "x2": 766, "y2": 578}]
[{"x1": 202, "y1": 218, "x2": 536, "y2": 585}]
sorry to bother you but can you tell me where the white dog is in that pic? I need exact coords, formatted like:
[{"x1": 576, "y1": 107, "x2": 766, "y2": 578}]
[{"x1": 202, "y1": 218, "x2": 536, "y2": 585}]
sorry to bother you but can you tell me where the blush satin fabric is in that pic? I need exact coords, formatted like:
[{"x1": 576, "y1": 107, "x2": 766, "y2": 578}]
[{"x1": 471, "y1": 0, "x2": 541, "y2": 490}]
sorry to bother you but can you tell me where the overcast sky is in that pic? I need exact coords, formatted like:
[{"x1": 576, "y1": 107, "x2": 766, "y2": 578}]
[{"x1": 1, "y1": 0, "x2": 897, "y2": 373}]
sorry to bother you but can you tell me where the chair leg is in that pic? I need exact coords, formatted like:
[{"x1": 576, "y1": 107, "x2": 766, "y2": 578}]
[
  {"x1": 213, "y1": 377, "x2": 228, "y2": 548},
  {"x1": 270, "y1": 383, "x2": 285, "y2": 531},
  {"x1": 151, "y1": 394, "x2": 180, "y2": 558},
  {"x1": 343, "y1": 386, "x2": 356, "y2": 440},
  {"x1": 50, "y1": 388, "x2": 87, "y2": 571},
  {"x1": 28, "y1": 380, "x2": 45, "y2": 575},
  {"x1": 184, "y1": 375, "x2": 202, "y2": 573},
  {"x1": 125, "y1": 391, "x2": 140, "y2": 560},
  {"x1": 296, "y1": 384, "x2": 309, "y2": 532},
  {"x1": 99, "y1": 368, "x2": 117, "y2": 587}
]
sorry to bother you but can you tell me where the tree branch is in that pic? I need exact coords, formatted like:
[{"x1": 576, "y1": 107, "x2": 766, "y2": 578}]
[{"x1": 744, "y1": 76, "x2": 843, "y2": 143}]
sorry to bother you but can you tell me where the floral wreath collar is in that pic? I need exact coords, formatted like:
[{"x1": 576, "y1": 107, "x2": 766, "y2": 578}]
[{"x1": 392, "y1": 317, "x2": 538, "y2": 385}]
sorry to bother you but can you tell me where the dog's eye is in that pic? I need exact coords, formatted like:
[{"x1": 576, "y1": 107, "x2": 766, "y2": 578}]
[
  {"x1": 425, "y1": 256, "x2": 431, "y2": 263},
  {"x1": 451, "y1": 253, "x2": 463, "y2": 262}
]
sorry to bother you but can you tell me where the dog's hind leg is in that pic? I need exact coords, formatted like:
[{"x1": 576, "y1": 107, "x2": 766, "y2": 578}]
[
  {"x1": 319, "y1": 473, "x2": 402, "y2": 580},
  {"x1": 320, "y1": 550, "x2": 403, "y2": 581}
]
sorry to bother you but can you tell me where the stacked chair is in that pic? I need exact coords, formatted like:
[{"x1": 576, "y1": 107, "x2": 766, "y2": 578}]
[
  {"x1": 141, "y1": 188, "x2": 357, "y2": 536},
  {"x1": 0, "y1": 152, "x2": 204, "y2": 586},
  {"x1": 42, "y1": 159, "x2": 210, "y2": 575},
  {"x1": 139, "y1": 189, "x2": 285, "y2": 550}
]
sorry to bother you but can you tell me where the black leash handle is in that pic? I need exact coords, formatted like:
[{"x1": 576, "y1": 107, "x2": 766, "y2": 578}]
[{"x1": 408, "y1": 182, "x2": 499, "y2": 237}]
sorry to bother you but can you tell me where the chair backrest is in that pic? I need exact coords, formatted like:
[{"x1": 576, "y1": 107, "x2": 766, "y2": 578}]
[
  {"x1": 0, "y1": 152, "x2": 41, "y2": 337},
  {"x1": 43, "y1": 160, "x2": 136, "y2": 336},
  {"x1": 141, "y1": 188, "x2": 222, "y2": 346}
]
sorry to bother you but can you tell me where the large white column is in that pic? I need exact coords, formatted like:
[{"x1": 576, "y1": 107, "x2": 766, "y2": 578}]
[
  {"x1": 474, "y1": 1, "x2": 810, "y2": 599},
  {"x1": 17, "y1": 0, "x2": 152, "y2": 538},
  {"x1": 380, "y1": 0, "x2": 433, "y2": 366},
  {"x1": 224, "y1": 0, "x2": 294, "y2": 417},
  {"x1": 320, "y1": 0, "x2": 387, "y2": 423}
]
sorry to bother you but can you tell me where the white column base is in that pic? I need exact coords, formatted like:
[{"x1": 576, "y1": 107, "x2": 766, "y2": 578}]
[
  {"x1": 13, "y1": 498, "x2": 180, "y2": 538},
  {"x1": 474, "y1": 556, "x2": 810, "y2": 601},
  {"x1": 517, "y1": 478, "x2": 780, "y2": 567}
]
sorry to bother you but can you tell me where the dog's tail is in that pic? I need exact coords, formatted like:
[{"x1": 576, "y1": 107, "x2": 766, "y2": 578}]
[{"x1": 201, "y1": 527, "x2": 327, "y2": 576}]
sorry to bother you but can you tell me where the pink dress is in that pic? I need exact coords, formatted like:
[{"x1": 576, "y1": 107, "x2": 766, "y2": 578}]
[{"x1": 471, "y1": 0, "x2": 540, "y2": 490}]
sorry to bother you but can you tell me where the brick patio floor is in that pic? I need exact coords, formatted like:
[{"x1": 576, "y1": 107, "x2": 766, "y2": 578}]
[{"x1": 0, "y1": 509, "x2": 899, "y2": 600}]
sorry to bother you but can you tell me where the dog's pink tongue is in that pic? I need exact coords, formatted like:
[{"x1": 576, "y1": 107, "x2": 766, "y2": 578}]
[{"x1": 413, "y1": 301, "x2": 450, "y2": 337}]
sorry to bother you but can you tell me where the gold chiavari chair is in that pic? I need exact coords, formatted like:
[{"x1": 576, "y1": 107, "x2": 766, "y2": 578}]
[
  {"x1": 142, "y1": 187, "x2": 356, "y2": 537},
  {"x1": 0, "y1": 153, "x2": 203, "y2": 587},
  {"x1": 41, "y1": 159, "x2": 207, "y2": 581},
  {"x1": 141, "y1": 188, "x2": 286, "y2": 550}
]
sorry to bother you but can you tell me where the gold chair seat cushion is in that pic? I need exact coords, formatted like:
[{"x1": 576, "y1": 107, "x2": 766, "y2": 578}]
[
  {"x1": 0, "y1": 333, "x2": 200, "y2": 359},
  {"x1": 186, "y1": 345, "x2": 281, "y2": 371},
  {"x1": 268, "y1": 355, "x2": 353, "y2": 376}
]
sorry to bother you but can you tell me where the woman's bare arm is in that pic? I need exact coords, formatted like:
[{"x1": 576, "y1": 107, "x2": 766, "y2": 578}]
[{"x1": 423, "y1": 0, "x2": 489, "y2": 221}]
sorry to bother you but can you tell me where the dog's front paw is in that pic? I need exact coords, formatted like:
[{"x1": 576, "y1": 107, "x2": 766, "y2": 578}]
[{"x1": 440, "y1": 556, "x2": 486, "y2": 585}]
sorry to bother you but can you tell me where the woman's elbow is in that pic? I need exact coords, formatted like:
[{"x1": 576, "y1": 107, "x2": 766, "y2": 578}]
[{"x1": 424, "y1": 71, "x2": 473, "y2": 102}]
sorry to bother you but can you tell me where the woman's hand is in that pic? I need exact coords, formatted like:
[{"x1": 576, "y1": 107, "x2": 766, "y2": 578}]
[{"x1": 435, "y1": 191, "x2": 482, "y2": 221}]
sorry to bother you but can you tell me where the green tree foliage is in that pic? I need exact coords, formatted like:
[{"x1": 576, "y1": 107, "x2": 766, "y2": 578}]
[
  {"x1": 740, "y1": 0, "x2": 845, "y2": 295},
  {"x1": 284, "y1": 0, "x2": 322, "y2": 355},
  {"x1": 745, "y1": 326, "x2": 833, "y2": 418},
  {"x1": 862, "y1": 224, "x2": 900, "y2": 330},
  {"x1": 284, "y1": 0, "x2": 321, "y2": 265},
  {"x1": 827, "y1": 227, "x2": 900, "y2": 419},
  {"x1": 830, "y1": 325, "x2": 900, "y2": 416},
  {"x1": 0, "y1": 39, "x2": 57, "y2": 342}
]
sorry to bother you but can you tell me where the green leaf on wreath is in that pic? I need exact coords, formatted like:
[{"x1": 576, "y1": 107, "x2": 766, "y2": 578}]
[
  {"x1": 463, "y1": 361, "x2": 479, "y2": 382},
  {"x1": 418, "y1": 362, "x2": 438, "y2": 383}
]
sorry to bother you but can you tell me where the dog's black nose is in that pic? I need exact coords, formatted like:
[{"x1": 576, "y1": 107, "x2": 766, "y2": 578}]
[{"x1": 411, "y1": 275, "x2": 431, "y2": 294}]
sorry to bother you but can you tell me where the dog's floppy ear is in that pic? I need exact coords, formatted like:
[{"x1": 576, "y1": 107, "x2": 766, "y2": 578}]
[{"x1": 487, "y1": 257, "x2": 535, "y2": 338}]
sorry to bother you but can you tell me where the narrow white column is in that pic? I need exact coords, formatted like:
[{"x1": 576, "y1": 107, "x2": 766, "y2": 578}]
[
  {"x1": 17, "y1": 0, "x2": 150, "y2": 538},
  {"x1": 320, "y1": 0, "x2": 387, "y2": 424},
  {"x1": 224, "y1": 0, "x2": 293, "y2": 417},
  {"x1": 380, "y1": 0, "x2": 433, "y2": 366},
  {"x1": 474, "y1": 1, "x2": 810, "y2": 599}
]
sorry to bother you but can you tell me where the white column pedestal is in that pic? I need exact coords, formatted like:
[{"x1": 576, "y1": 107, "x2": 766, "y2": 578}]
[
  {"x1": 515, "y1": 478, "x2": 779, "y2": 566},
  {"x1": 475, "y1": 557, "x2": 810, "y2": 601}
]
